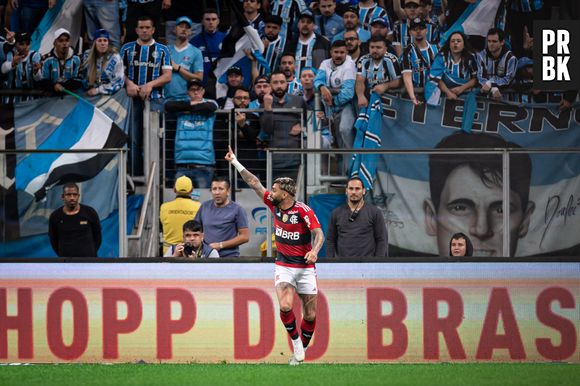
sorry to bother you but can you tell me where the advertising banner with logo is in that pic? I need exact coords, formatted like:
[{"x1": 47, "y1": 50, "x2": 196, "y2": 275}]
[{"x1": 1, "y1": 263, "x2": 578, "y2": 363}]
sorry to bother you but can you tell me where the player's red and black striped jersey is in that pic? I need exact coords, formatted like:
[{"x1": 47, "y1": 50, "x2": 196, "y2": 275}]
[{"x1": 263, "y1": 191, "x2": 321, "y2": 267}]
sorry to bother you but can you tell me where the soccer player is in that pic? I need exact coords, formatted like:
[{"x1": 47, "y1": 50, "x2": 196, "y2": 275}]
[{"x1": 225, "y1": 146, "x2": 325, "y2": 365}]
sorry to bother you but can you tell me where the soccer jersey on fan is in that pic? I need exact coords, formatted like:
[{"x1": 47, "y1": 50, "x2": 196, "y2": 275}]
[
  {"x1": 263, "y1": 191, "x2": 321, "y2": 268},
  {"x1": 401, "y1": 43, "x2": 438, "y2": 87},
  {"x1": 120, "y1": 39, "x2": 171, "y2": 99},
  {"x1": 357, "y1": 52, "x2": 401, "y2": 88},
  {"x1": 392, "y1": 20, "x2": 439, "y2": 48}
]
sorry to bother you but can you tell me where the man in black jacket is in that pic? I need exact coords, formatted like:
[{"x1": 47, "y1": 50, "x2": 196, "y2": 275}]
[{"x1": 326, "y1": 177, "x2": 387, "y2": 257}]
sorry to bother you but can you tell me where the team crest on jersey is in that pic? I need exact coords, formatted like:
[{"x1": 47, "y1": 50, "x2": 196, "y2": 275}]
[
  {"x1": 183, "y1": 56, "x2": 191, "y2": 62},
  {"x1": 289, "y1": 215, "x2": 298, "y2": 224},
  {"x1": 152, "y1": 51, "x2": 159, "y2": 59}
]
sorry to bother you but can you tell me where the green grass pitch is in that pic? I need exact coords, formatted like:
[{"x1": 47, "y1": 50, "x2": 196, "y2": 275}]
[{"x1": 1, "y1": 363, "x2": 579, "y2": 386}]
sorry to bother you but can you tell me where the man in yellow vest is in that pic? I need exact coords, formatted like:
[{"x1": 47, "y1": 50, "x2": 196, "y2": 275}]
[{"x1": 160, "y1": 176, "x2": 201, "y2": 254}]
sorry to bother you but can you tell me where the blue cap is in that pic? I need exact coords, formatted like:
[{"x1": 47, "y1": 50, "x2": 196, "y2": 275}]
[
  {"x1": 176, "y1": 16, "x2": 193, "y2": 27},
  {"x1": 517, "y1": 57, "x2": 533, "y2": 71},
  {"x1": 93, "y1": 29, "x2": 110, "y2": 40},
  {"x1": 370, "y1": 17, "x2": 388, "y2": 27}
]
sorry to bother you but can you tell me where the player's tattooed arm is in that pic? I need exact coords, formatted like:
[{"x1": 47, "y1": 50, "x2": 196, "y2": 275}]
[
  {"x1": 225, "y1": 145, "x2": 266, "y2": 199},
  {"x1": 240, "y1": 169, "x2": 266, "y2": 198},
  {"x1": 305, "y1": 227, "x2": 325, "y2": 264},
  {"x1": 310, "y1": 227, "x2": 325, "y2": 255}
]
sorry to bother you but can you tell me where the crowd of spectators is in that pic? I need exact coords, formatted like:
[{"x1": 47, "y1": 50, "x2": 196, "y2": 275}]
[
  {"x1": 2, "y1": 1, "x2": 576, "y2": 140},
  {"x1": 1, "y1": 1, "x2": 579, "y2": 257}
]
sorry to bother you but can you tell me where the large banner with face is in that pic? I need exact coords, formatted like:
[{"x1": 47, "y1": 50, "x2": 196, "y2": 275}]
[{"x1": 373, "y1": 95, "x2": 580, "y2": 257}]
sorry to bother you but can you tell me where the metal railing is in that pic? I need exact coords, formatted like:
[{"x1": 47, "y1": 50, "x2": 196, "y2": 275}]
[
  {"x1": 263, "y1": 147, "x2": 580, "y2": 258},
  {"x1": 0, "y1": 148, "x2": 127, "y2": 256},
  {"x1": 127, "y1": 162, "x2": 158, "y2": 257}
]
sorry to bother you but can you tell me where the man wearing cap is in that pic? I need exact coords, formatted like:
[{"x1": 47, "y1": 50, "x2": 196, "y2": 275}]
[
  {"x1": 40, "y1": 28, "x2": 82, "y2": 93},
  {"x1": 162, "y1": 0, "x2": 203, "y2": 46},
  {"x1": 216, "y1": 66, "x2": 245, "y2": 109},
  {"x1": 401, "y1": 17, "x2": 438, "y2": 105},
  {"x1": 288, "y1": 12, "x2": 330, "y2": 79},
  {"x1": 269, "y1": 0, "x2": 309, "y2": 44},
  {"x1": 164, "y1": 16, "x2": 203, "y2": 102},
  {"x1": 332, "y1": 7, "x2": 370, "y2": 44},
  {"x1": 392, "y1": 0, "x2": 437, "y2": 57},
  {"x1": 260, "y1": 70, "x2": 306, "y2": 181},
  {"x1": 160, "y1": 175, "x2": 201, "y2": 255},
  {"x1": 1, "y1": 31, "x2": 42, "y2": 103},
  {"x1": 165, "y1": 79, "x2": 219, "y2": 188},
  {"x1": 369, "y1": 17, "x2": 392, "y2": 41},
  {"x1": 358, "y1": 0, "x2": 390, "y2": 34},
  {"x1": 249, "y1": 75, "x2": 273, "y2": 154},
  {"x1": 83, "y1": 0, "x2": 121, "y2": 49},
  {"x1": 315, "y1": 0, "x2": 344, "y2": 42},
  {"x1": 120, "y1": 15, "x2": 172, "y2": 103}
]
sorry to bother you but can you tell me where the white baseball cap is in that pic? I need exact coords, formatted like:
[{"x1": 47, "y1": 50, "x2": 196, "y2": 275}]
[{"x1": 54, "y1": 28, "x2": 71, "y2": 40}]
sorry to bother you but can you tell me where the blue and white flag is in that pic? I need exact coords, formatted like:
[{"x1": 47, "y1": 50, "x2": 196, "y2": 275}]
[
  {"x1": 30, "y1": 0, "x2": 83, "y2": 55},
  {"x1": 214, "y1": 0, "x2": 265, "y2": 99},
  {"x1": 440, "y1": 0, "x2": 501, "y2": 45},
  {"x1": 350, "y1": 93, "x2": 383, "y2": 190},
  {"x1": 1, "y1": 93, "x2": 129, "y2": 243}
]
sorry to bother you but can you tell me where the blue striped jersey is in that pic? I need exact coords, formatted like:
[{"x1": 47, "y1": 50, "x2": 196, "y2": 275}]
[
  {"x1": 259, "y1": 36, "x2": 287, "y2": 75},
  {"x1": 120, "y1": 40, "x2": 171, "y2": 99},
  {"x1": 358, "y1": 4, "x2": 390, "y2": 32},
  {"x1": 41, "y1": 48, "x2": 81, "y2": 84},
  {"x1": 2, "y1": 49, "x2": 42, "y2": 103},
  {"x1": 357, "y1": 53, "x2": 402, "y2": 88},
  {"x1": 475, "y1": 48, "x2": 518, "y2": 88},
  {"x1": 401, "y1": 43, "x2": 439, "y2": 87},
  {"x1": 293, "y1": 35, "x2": 316, "y2": 79},
  {"x1": 429, "y1": 52, "x2": 477, "y2": 89},
  {"x1": 392, "y1": 19, "x2": 439, "y2": 48},
  {"x1": 270, "y1": 0, "x2": 308, "y2": 43},
  {"x1": 288, "y1": 78, "x2": 302, "y2": 96}
]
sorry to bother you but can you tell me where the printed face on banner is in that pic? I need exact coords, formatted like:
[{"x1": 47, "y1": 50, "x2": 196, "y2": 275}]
[{"x1": 424, "y1": 165, "x2": 534, "y2": 257}]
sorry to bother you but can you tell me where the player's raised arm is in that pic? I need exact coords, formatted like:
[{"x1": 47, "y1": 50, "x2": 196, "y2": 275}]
[{"x1": 225, "y1": 146, "x2": 267, "y2": 199}]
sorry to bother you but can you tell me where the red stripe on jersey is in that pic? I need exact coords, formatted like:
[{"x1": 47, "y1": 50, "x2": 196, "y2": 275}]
[{"x1": 263, "y1": 190, "x2": 321, "y2": 265}]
